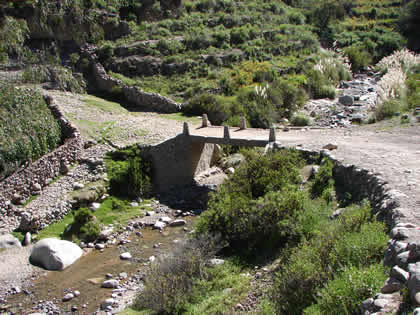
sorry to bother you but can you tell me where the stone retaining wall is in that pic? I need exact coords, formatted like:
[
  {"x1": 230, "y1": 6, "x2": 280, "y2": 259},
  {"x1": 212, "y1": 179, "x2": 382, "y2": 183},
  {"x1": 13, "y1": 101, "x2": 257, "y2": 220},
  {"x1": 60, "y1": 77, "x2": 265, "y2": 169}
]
[
  {"x1": 0, "y1": 94, "x2": 84, "y2": 230},
  {"x1": 81, "y1": 44, "x2": 182, "y2": 113}
]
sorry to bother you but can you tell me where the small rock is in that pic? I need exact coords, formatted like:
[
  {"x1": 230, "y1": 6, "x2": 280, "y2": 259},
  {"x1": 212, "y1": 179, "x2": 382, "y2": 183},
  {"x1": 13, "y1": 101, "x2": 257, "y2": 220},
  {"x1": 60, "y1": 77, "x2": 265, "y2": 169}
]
[
  {"x1": 153, "y1": 221, "x2": 166, "y2": 230},
  {"x1": 226, "y1": 167, "x2": 235, "y2": 174},
  {"x1": 95, "y1": 243, "x2": 105, "y2": 250},
  {"x1": 71, "y1": 306, "x2": 78, "y2": 312},
  {"x1": 209, "y1": 258, "x2": 225, "y2": 266},
  {"x1": 169, "y1": 219, "x2": 186, "y2": 227},
  {"x1": 100, "y1": 298, "x2": 116, "y2": 310},
  {"x1": 87, "y1": 242, "x2": 95, "y2": 248},
  {"x1": 146, "y1": 211, "x2": 155, "y2": 216},
  {"x1": 149, "y1": 256, "x2": 156, "y2": 262},
  {"x1": 62, "y1": 293, "x2": 74, "y2": 302},
  {"x1": 160, "y1": 216, "x2": 172, "y2": 224},
  {"x1": 101, "y1": 279, "x2": 120, "y2": 289},
  {"x1": 23, "y1": 232, "x2": 32, "y2": 246},
  {"x1": 73, "y1": 290, "x2": 80, "y2": 297},
  {"x1": 322, "y1": 143, "x2": 338, "y2": 151},
  {"x1": 90, "y1": 202, "x2": 101, "y2": 211},
  {"x1": 339, "y1": 95, "x2": 354, "y2": 106},
  {"x1": 98, "y1": 228, "x2": 113, "y2": 241},
  {"x1": 130, "y1": 202, "x2": 138, "y2": 207},
  {"x1": 120, "y1": 252, "x2": 132, "y2": 260},
  {"x1": 31, "y1": 183, "x2": 42, "y2": 192},
  {"x1": 381, "y1": 277, "x2": 402, "y2": 293},
  {"x1": 391, "y1": 265, "x2": 409, "y2": 283},
  {"x1": 73, "y1": 182, "x2": 84, "y2": 190},
  {"x1": 106, "y1": 273, "x2": 113, "y2": 279},
  {"x1": 119, "y1": 272, "x2": 128, "y2": 279}
]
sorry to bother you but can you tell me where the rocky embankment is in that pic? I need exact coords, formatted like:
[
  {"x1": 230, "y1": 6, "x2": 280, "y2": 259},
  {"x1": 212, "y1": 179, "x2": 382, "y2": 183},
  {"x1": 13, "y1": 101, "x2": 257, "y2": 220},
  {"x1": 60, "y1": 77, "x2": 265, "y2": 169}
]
[{"x1": 303, "y1": 71, "x2": 379, "y2": 127}]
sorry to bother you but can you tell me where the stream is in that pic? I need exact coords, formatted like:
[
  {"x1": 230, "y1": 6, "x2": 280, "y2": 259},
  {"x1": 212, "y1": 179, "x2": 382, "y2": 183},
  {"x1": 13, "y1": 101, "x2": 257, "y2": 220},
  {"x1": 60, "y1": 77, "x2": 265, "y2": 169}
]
[{"x1": 6, "y1": 216, "x2": 197, "y2": 314}]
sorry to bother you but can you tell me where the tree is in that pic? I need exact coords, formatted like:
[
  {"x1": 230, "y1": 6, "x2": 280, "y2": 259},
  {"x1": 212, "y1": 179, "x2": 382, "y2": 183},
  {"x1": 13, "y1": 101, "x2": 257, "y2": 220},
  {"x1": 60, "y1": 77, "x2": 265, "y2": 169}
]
[{"x1": 399, "y1": 0, "x2": 420, "y2": 52}]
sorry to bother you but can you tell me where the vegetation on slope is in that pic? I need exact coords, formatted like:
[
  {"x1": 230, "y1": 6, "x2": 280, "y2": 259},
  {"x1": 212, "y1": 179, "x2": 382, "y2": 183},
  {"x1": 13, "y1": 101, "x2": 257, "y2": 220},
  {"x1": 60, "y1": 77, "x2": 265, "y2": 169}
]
[
  {"x1": 0, "y1": 84, "x2": 62, "y2": 179},
  {"x1": 133, "y1": 149, "x2": 388, "y2": 314}
]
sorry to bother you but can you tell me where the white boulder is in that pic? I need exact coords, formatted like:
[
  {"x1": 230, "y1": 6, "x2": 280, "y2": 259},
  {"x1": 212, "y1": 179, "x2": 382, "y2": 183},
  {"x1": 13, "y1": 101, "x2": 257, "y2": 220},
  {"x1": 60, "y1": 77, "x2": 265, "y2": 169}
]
[
  {"x1": 0, "y1": 234, "x2": 22, "y2": 249},
  {"x1": 30, "y1": 238, "x2": 83, "y2": 270}
]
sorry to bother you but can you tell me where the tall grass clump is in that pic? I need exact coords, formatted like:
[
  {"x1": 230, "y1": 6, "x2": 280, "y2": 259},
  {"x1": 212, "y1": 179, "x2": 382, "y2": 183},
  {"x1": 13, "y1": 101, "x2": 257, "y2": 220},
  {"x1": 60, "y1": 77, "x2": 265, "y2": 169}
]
[
  {"x1": 0, "y1": 85, "x2": 62, "y2": 179},
  {"x1": 133, "y1": 235, "x2": 225, "y2": 314},
  {"x1": 375, "y1": 49, "x2": 419, "y2": 120}
]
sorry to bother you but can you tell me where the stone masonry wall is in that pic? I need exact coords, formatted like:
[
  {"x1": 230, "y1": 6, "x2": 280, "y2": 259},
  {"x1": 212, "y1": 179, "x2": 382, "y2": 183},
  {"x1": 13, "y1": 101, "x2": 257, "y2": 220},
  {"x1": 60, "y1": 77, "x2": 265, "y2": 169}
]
[
  {"x1": 81, "y1": 44, "x2": 182, "y2": 113},
  {"x1": 0, "y1": 94, "x2": 84, "y2": 230}
]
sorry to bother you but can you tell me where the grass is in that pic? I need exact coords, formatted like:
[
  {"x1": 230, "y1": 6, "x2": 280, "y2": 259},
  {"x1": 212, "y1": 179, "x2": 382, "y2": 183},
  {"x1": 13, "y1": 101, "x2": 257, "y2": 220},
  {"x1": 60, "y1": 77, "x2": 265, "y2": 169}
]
[
  {"x1": 183, "y1": 261, "x2": 251, "y2": 314},
  {"x1": 30, "y1": 197, "x2": 154, "y2": 243},
  {"x1": 159, "y1": 112, "x2": 201, "y2": 124},
  {"x1": 83, "y1": 94, "x2": 131, "y2": 115}
]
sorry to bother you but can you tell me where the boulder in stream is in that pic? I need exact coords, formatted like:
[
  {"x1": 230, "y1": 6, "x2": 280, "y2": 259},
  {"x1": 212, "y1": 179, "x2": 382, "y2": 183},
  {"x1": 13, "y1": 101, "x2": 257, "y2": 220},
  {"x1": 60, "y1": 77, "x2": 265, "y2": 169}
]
[{"x1": 29, "y1": 238, "x2": 83, "y2": 270}]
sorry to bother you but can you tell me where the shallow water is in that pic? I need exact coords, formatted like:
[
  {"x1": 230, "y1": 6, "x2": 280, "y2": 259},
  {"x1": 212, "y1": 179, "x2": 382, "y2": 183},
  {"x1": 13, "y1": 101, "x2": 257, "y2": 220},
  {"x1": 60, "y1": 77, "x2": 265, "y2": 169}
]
[{"x1": 6, "y1": 217, "x2": 196, "y2": 314}]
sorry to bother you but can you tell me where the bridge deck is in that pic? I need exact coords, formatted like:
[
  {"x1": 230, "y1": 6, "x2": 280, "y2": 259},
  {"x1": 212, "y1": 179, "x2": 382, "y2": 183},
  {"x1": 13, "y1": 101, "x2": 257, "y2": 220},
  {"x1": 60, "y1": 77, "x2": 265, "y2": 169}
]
[{"x1": 187, "y1": 125, "x2": 274, "y2": 147}]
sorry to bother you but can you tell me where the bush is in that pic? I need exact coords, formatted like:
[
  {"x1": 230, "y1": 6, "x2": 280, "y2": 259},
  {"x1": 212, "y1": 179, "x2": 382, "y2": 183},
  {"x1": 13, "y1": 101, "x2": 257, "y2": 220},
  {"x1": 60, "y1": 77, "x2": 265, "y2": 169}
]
[
  {"x1": 22, "y1": 65, "x2": 86, "y2": 93},
  {"x1": 375, "y1": 99, "x2": 404, "y2": 121},
  {"x1": 196, "y1": 150, "x2": 306, "y2": 252},
  {"x1": 72, "y1": 207, "x2": 100, "y2": 242},
  {"x1": 133, "y1": 235, "x2": 223, "y2": 314},
  {"x1": 310, "y1": 159, "x2": 335, "y2": 198},
  {"x1": 291, "y1": 112, "x2": 312, "y2": 126},
  {"x1": 304, "y1": 263, "x2": 387, "y2": 315},
  {"x1": 344, "y1": 46, "x2": 372, "y2": 73},
  {"x1": 328, "y1": 222, "x2": 388, "y2": 270},
  {"x1": 105, "y1": 147, "x2": 152, "y2": 198},
  {"x1": 273, "y1": 202, "x2": 386, "y2": 314},
  {"x1": 183, "y1": 93, "x2": 242, "y2": 125}
]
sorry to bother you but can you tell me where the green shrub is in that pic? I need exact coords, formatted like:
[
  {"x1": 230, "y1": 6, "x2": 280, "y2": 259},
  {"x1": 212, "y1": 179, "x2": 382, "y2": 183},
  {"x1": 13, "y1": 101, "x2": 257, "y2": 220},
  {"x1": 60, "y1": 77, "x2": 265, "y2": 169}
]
[
  {"x1": 183, "y1": 93, "x2": 241, "y2": 125},
  {"x1": 304, "y1": 263, "x2": 387, "y2": 315},
  {"x1": 105, "y1": 147, "x2": 152, "y2": 198},
  {"x1": 22, "y1": 66, "x2": 86, "y2": 93},
  {"x1": 329, "y1": 221, "x2": 388, "y2": 270},
  {"x1": 310, "y1": 159, "x2": 335, "y2": 198},
  {"x1": 291, "y1": 112, "x2": 312, "y2": 126},
  {"x1": 72, "y1": 207, "x2": 100, "y2": 242},
  {"x1": 80, "y1": 221, "x2": 100, "y2": 241},
  {"x1": 273, "y1": 202, "x2": 384, "y2": 314},
  {"x1": 344, "y1": 46, "x2": 372, "y2": 73},
  {"x1": 74, "y1": 207, "x2": 94, "y2": 226},
  {"x1": 196, "y1": 150, "x2": 305, "y2": 252},
  {"x1": 375, "y1": 99, "x2": 404, "y2": 121}
]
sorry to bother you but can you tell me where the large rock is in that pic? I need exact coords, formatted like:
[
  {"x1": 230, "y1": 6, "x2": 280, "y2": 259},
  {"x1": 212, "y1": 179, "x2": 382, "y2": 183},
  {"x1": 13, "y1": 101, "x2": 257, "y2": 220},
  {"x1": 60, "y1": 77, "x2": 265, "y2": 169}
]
[
  {"x1": 0, "y1": 234, "x2": 22, "y2": 249},
  {"x1": 339, "y1": 95, "x2": 354, "y2": 106},
  {"x1": 30, "y1": 238, "x2": 83, "y2": 270}
]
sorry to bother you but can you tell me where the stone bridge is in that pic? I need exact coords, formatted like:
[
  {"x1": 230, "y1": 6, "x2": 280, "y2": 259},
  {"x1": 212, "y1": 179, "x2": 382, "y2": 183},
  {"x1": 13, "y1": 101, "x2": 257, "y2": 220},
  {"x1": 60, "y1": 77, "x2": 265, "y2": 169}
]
[{"x1": 140, "y1": 118, "x2": 277, "y2": 192}]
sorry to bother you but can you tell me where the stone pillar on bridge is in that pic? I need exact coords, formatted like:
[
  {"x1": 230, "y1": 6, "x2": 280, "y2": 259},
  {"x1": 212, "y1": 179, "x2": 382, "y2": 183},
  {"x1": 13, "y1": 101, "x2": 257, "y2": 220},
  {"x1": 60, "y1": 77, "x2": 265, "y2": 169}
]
[
  {"x1": 183, "y1": 122, "x2": 190, "y2": 135},
  {"x1": 224, "y1": 126, "x2": 230, "y2": 140},
  {"x1": 202, "y1": 114, "x2": 210, "y2": 127},
  {"x1": 269, "y1": 127, "x2": 276, "y2": 142},
  {"x1": 240, "y1": 116, "x2": 247, "y2": 130}
]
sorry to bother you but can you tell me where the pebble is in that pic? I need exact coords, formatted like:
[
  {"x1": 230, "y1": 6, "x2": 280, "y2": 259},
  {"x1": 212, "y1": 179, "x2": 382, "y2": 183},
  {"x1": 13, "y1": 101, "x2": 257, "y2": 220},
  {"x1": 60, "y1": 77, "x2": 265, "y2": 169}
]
[
  {"x1": 62, "y1": 293, "x2": 74, "y2": 302},
  {"x1": 120, "y1": 252, "x2": 132, "y2": 260}
]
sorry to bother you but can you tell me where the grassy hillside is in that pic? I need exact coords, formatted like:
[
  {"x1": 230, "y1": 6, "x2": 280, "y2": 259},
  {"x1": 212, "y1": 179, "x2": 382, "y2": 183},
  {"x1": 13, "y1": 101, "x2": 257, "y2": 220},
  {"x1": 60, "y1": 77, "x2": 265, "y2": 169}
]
[{"x1": 0, "y1": 85, "x2": 62, "y2": 179}]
